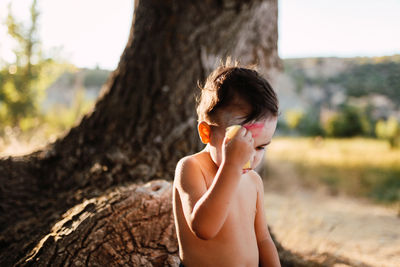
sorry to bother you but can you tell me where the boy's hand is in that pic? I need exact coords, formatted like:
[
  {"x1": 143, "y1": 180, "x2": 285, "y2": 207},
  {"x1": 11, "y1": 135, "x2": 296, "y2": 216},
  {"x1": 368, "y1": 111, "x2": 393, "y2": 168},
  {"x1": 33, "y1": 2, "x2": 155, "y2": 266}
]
[{"x1": 223, "y1": 125, "x2": 254, "y2": 169}]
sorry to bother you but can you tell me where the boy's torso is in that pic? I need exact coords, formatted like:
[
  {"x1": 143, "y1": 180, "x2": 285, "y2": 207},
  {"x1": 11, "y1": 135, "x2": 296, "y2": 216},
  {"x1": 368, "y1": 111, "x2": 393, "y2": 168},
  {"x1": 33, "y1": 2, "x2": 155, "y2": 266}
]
[{"x1": 174, "y1": 151, "x2": 260, "y2": 267}]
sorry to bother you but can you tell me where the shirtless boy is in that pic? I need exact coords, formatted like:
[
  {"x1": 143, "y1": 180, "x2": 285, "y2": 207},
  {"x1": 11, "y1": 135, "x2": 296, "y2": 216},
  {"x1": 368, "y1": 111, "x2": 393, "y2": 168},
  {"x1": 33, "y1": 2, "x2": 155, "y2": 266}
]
[{"x1": 173, "y1": 63, "x2": 281, "y2": 267}]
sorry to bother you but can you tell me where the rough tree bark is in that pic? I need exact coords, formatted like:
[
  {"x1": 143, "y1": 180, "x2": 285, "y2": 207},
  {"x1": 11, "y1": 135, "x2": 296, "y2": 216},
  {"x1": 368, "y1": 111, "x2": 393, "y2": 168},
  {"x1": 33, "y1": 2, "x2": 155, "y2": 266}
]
[{"x1": 0, "y1": 0, "x2": 317, "y2": 266}]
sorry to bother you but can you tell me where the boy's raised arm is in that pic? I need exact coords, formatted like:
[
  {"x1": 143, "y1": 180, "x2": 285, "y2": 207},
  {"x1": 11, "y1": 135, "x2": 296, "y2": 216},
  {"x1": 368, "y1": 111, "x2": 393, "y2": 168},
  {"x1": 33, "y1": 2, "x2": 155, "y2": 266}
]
[
  {"x1": 174, "y1": 155, "x2": 243, "y2": 240},
  {"x1": 174, "y1": 126, "x2": 253, "y2": 240}
]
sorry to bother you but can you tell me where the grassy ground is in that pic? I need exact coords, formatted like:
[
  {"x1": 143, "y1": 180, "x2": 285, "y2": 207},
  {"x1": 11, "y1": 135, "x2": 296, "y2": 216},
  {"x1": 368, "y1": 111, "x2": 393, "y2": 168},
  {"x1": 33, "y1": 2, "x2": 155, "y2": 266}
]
[{"x1": 264, "y1": 137, "x2": 400, "y2": 203}]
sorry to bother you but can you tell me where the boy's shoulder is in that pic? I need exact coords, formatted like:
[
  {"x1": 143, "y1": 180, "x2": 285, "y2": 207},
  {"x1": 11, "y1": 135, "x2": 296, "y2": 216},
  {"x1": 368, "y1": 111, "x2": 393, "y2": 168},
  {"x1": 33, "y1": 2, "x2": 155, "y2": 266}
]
[
  {"x1": 247, "y1": 170, "x2": 264, "y2": 192},
  {"x1": 176, "y1": 150, "x2": 210, "y2": 170},
  {"x1": 174, "y1": 152, "x2": 210, "y2": 192},
  {"x1": 176, "y1": 151, "x2": 204, "y2": 170},
  {"x1": 175, "y1": 155, "x2": 197, "y2": 174},
  {"x1": 175, "y1": 151, "x2": 207, "y2": 180}
]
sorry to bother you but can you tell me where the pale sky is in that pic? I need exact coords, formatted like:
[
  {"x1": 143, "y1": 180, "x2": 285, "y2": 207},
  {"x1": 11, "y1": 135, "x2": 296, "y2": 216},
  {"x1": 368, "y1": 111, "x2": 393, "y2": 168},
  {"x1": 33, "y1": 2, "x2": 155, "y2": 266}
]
[
  {"x1": 0, "y1": 0, "x2": 399, "y2": 70},
  {"x1": 278, "y1": 0, "x2": 400, "y2": 58},
  {"x1": 0, "y1": 0, "x2": 133, "y2": 70}
]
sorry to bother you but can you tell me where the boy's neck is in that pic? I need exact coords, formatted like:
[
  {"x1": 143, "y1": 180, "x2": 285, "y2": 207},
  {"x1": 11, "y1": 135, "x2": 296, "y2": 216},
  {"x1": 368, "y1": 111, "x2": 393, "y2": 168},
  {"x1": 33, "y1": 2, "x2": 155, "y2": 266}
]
[{"x1": 203, "y1": 145, "x2": 219, "y2": 171}]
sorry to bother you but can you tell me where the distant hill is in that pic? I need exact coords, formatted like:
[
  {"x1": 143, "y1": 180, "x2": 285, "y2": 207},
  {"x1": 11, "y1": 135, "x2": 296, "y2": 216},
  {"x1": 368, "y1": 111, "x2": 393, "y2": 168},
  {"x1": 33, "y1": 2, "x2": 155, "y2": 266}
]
[{"x1": 275, "y1": 55, "x2": 400, "y2": 120}]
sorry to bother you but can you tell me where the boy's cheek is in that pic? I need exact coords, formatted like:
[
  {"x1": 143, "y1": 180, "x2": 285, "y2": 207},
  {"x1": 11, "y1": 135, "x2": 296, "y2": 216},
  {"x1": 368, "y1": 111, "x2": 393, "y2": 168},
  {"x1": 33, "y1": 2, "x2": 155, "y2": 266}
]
[{"x1": 253, "y1": 151, "x2": 265, "y2": 168}]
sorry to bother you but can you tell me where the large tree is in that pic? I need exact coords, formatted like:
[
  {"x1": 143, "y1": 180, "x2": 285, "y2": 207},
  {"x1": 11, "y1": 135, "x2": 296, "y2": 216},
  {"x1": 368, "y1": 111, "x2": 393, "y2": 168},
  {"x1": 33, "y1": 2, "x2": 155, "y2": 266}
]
[{"x1": 0, "y1": 0, "x2": 316, "y2": 266}]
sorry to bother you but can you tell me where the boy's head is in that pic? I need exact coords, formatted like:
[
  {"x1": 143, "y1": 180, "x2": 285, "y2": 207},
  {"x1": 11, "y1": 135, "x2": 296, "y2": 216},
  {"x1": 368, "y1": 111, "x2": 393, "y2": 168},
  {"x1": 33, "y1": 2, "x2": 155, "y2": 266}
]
[
  {"x1": 196, "y1": 63, "x2": 279, "y2": 169},
  {"x1": 196, "y1": 64, "x2": 278, "y2": 127}
]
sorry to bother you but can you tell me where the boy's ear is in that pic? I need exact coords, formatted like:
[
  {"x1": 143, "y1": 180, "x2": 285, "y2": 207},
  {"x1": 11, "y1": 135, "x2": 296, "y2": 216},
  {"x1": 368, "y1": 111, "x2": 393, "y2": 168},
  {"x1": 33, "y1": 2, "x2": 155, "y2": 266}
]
[{"x1": 198, "y1": 121, "x2": 211, "y2": 144}]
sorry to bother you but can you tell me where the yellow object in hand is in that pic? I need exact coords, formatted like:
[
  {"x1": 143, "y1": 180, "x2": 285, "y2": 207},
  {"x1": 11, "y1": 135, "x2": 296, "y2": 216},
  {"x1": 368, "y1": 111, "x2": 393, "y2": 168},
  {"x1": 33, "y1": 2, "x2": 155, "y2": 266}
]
[{"x1": 226, "y1": 125, "x2": 251, "y2": 170}]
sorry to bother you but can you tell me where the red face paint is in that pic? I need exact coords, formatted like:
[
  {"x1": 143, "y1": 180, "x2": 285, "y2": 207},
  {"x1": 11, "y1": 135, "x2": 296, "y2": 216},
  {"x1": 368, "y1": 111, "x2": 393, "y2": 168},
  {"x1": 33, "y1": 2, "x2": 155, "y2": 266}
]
[{"x1": 244, "y1": 122, "x2": 264, "y2": 137}]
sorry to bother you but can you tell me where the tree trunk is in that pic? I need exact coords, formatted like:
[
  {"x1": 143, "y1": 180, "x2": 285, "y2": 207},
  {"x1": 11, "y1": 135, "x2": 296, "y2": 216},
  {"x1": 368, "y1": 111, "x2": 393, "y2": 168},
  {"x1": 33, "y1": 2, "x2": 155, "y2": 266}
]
[{"x1": 0, "y1": 0, "x2": 316, "y2": 266}]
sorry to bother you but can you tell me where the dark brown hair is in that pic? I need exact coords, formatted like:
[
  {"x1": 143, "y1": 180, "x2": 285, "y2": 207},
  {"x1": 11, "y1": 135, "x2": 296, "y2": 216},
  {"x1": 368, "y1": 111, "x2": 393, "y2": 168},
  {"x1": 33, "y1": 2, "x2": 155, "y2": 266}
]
[{"x1": 196, "y1": 63, "x2": 279, "y2": 125}]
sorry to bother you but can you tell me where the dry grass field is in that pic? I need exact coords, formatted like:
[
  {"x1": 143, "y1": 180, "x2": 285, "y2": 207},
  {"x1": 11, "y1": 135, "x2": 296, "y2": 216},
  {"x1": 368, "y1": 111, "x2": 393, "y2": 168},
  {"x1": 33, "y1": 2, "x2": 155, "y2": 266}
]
[
  {"x1": 262, "y1": 137, "x2": 400, "y2": 267},
  {"x1": 265, "y1": 137, "x2": 400, "y2": 202}
]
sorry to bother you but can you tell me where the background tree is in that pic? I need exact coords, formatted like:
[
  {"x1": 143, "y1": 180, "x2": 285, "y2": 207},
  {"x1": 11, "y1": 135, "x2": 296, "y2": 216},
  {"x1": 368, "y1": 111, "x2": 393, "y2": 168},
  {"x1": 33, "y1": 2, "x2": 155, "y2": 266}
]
[
  {"x1": 0, "y1": 0, "x2": 321, "y2": 266},
  {"x1": 0, "y1": 0, "x2": 41, "y2": 126},
  {"x1": 324, "y1": 105, "x2": 369, "y2": 138},
  {"x1": 1, "y1": 0, "x2": 72, "y2": 139}
]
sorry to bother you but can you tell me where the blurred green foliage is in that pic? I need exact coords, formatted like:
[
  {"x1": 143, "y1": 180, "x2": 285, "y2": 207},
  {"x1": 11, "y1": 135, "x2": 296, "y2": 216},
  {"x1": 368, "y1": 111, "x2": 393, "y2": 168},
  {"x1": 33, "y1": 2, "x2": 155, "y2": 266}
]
[
  {"x1": 296, "y1": 108, "x2": 325, "y2": 136},
  {"x1": 0, "y1": 0, "x2": 101, "y2": 154},
  {"x1": 284, "y1": 109, "x2": 304, "y2": 130},
  {"x1": 280, "y1": 105, "x2": 372, "y2": 138},
  {"x1": 0, "y1": 0, "x2": 42, "y2": 126},
  {"x1": 323, "y1": 105, "x2": 370, "y2": 137},
  {"x1": 283, "y1": 109, "x2": 325, "y2": 136},
  {"x1": 0, "y1": 0, "x2": 77, "y2": 131},
  {"x1": 376, "y1": 117, "x2": 400, "y2": 148}
]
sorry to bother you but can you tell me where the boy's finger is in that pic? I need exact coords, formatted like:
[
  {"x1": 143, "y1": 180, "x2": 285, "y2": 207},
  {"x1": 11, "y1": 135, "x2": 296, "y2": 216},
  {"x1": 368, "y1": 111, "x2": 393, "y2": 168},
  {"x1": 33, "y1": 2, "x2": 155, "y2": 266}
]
[
  {"x1": 243, "y1": 128, "x2": 253, "y2": 139},
  {"x1": 226, "y1": 125, "x2": 243, "y2": 139},
  {"x1": 231, "y1": 126, "x2": 246, "y2": 138}
]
